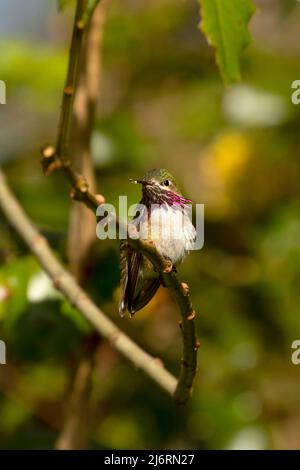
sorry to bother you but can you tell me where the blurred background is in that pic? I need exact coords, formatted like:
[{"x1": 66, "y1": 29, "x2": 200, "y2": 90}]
[{"x1": 0, "y1": 0, "x2": 300, "y2": 450}]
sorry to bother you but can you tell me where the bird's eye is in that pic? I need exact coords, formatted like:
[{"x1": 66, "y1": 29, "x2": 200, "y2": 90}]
[{"x1": 163, "y1": 180, "x2": 170, "y2": 187}]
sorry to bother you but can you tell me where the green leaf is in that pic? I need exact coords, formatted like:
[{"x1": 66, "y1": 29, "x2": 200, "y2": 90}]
[
  {"x1": 199, "y1": 0, "x2": 255, "y2": 83},
  {"x1": 57, "y1": 0, "x2": 75, "y2": 12}
]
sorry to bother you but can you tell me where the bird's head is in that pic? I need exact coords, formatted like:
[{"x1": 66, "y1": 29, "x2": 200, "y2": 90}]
[{"x1": 130, "y1": 169, "x2": 192, "y2": 206}]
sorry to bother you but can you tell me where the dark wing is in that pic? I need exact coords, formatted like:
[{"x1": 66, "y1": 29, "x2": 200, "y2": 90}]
[
  {"x1": 119, "y1": 240, "x2": 141, "y2": 317},
  {"x1": 119, "y1": 199, "x2": 161, "y2": 317},
  {"x1": 119, "y1": 240, "x2": 160, "y2": 317}
]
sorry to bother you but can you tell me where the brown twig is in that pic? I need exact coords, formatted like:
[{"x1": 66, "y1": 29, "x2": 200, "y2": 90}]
[
  {"x1": 56, "y1": 0, "x2": 86, "y2": 161},
  {"x1": 0, "y1": 168, "x2": 177, "y2": 396},
  {"x1": 55, "y1": 357, "x2": 93, "y2": 450},
  {"x1": 67, "y1": 0, "x2": 107, "y2": 280}
]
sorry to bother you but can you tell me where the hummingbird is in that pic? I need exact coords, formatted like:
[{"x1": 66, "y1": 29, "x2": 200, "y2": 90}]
[{"x1": 119, "y1": 168, "x2": 196, "y2": 317}]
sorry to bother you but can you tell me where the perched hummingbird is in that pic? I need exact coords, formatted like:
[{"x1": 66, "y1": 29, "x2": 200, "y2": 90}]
[{"x1": 119, "y1": 168, "x2": 196, "y2": 317}]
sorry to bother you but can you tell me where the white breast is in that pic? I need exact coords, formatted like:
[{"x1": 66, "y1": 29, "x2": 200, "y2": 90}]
[{"x1": 139, "y1": 204, "x2": 196, "y2": 265}]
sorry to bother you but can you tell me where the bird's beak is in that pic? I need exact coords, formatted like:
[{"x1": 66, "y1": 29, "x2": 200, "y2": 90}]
[{"x1": 129, "y1": 179, "x2": 152, "y2": 186}]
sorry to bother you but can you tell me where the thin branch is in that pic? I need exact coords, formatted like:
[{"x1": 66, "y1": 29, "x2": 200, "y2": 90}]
[
  {"x1": 55, "y1": 356, "x2": 93, "y2": 449},
  {"x1": 58, "y1": 0, "x2": 109, "y2": 449},
  {"x1": 41, "y1": 0, "x2": 199, "y2": 404},
  {"x1": 0, "y1": 168, "x2": 177, "y2": 396},
  {"x1": 67, "y1": 0, "x2": 107, "y2": 279},
  {"x1": 55, "y1": 0, "x2": 86, "y2": 160}
]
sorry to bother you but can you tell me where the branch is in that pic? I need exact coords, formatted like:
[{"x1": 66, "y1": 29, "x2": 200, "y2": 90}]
[
  {"x1": 55, "y1": 356, "x2": 93, "y2": 449},
  {"x1": 0, "y1": 168, "x2": 177, "y2": 396},
  {"x1": 57, "y1": 0, "x2": 109, "y2": 449},
  {"x1": 55, "y1": 0, "x2": 86, "y2": 161},
  {"x1": 67, "y1": 0, "x2": 107, "y2": 279},
  {"x1": 41, "y1": 0, "x2": 199, "y2": 404}
]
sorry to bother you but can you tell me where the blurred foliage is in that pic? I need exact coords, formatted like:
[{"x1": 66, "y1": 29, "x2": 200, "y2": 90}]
[{"x1": 1, "y1": 0, "x2": 300, "y2": 451}]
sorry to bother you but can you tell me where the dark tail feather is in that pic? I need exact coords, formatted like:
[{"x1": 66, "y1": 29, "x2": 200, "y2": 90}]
[
  {"x1": 127, "y1": 278, "x2": 161, "y2": 316},
  {"x1": 119, "y1": 276, "x2": 128, "y2": 317}
]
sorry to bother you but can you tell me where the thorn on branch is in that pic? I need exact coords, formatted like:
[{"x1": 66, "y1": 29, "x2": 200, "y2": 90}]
[
  {"x1": 76, "y1": 20, "x2": 85, "y2": 30},
  {"x1": 69, "y1": 176, "x2": 90, "y2": 202},
  {"x1": 187, "y1": 310, "x2": 196, "y2": 321},
  {"x1": 53, "y1": 275, "x2": 63, "y2": 290},
  {"x1": 30, "y1": 234, "x2": 47, "y2": 251},
  {"x1": 41, "y1": 145, "x2": 55, "y2": 159},
  {"x1": 69, "y1": 188, "x2": 77, "y2": 200},
  {"x1": 64, "y1": 85, "x2": 75, "y2": 96},
  {"x1": 163, "y1": 261, "x2": 173, "y2": 273},
  {"x1": 152, "y1": 357, "x2": 164, "y2": 368},
  {"x1": 75, "y1": 176, "x2": 89, "y2": 193},
  {"x1": 181, "y1": 282, "x2": 189, "y2": 296},
  {"x1": 95, "y1": 194, "x2": 106, "y2": 205},
  {"x1": 40, "y1": 145, "x2": 62, "y2": 176}
]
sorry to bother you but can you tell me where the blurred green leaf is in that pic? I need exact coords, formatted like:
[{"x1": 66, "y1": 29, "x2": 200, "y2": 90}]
[
  {"x1": 22, "y1": 363, "x2": 67, "y2": 400},
  {"x1": 60, "y1": 299, "x2": 93, "y2": 334},
  {"x1": 0, "y1": 40, "x2": 66, "y2": 111},
  {"x1": 0, "y1": 401, "x2": 30, "y2": 435},
  {"x1": 199, "y1": 0, "x2": 255, "y2": 83}
]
